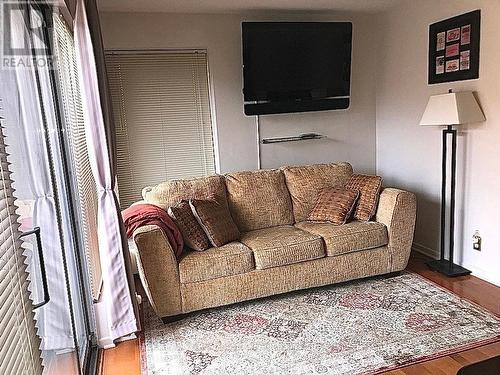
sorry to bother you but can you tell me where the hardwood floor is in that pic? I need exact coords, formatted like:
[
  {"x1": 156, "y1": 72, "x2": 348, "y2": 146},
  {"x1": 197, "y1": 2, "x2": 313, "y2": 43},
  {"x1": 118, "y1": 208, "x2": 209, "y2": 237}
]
[
  {"x1": 100, "y1": 252, "x2": 500, "y2": 375},
  {"x1": 100, "y1": 339, "x2": 141, "y2": 375}
]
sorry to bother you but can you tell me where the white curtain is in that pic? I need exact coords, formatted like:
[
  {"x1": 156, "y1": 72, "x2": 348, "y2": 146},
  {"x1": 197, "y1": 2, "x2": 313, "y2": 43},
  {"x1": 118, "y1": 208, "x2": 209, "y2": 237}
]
[
  {"x1": 74, "y1": 0, "x2": 139, "y2": 345},
  {"x1": 1, "y1": 6, "x2": 74, "y2": 352}
]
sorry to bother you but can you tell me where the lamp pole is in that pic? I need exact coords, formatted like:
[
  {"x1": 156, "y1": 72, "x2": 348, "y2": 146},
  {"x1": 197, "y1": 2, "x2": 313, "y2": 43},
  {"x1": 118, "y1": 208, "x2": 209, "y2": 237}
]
[{"x1": 428, "y1": 89, "x2": 471, "y2": 277}]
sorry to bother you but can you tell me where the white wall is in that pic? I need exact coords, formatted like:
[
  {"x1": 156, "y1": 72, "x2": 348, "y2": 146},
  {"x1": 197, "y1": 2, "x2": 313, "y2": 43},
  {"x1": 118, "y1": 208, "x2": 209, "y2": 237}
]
[
  {"x1": 101, "y1": 4, "x2": 500, "y2": 286},
  {"x1": 100, "y1": 12, "x2": 378, "y2": 174},
  {"x1": 376, "y1": 0, "x2": 500, "y2": 285}
]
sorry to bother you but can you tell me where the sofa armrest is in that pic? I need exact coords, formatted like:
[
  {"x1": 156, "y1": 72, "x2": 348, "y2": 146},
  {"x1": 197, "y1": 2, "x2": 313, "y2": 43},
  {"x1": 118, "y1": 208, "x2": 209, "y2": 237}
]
[
  {"x1": 375, "y1": 188, "x2": 417, "y2": 272},
  {"x1": 133, "y1": 225, "x2": 182, "y2": 317}
]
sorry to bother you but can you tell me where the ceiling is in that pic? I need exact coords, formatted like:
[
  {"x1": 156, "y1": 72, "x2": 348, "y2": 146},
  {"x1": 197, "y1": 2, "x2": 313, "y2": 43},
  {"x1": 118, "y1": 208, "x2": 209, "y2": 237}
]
[{"x1": 98, "y1": 0, "x2": 403, "y2": 14}]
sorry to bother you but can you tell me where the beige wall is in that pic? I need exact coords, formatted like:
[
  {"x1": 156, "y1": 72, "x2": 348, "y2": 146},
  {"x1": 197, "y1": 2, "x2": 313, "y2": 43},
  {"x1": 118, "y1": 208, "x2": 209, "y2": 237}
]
[
  {"x1": 376, "y1": 0, "x2": 500, "y2": 285},
  {"x1": 100, "y1": 12, "x2": 378, "y2": 174}
]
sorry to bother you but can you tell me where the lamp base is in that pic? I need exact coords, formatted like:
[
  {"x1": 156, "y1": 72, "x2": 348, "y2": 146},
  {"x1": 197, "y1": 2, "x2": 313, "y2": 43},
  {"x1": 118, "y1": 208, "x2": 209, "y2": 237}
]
[{"x1": 427, "y1": 259, "x2": 471, "y2": 277}]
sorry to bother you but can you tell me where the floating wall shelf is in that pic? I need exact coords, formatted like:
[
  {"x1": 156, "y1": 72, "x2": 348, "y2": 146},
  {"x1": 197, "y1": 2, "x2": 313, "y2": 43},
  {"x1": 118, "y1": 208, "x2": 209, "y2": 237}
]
[{"x1": 261, "y1": 133, "x2": 326, "y2": 144}]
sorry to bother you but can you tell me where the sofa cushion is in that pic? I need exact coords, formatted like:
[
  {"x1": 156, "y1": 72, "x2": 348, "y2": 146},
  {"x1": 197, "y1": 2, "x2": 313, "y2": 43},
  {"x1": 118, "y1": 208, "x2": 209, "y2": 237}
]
[
  {"x1": 225, "y1": 169, "x2": 294, "y2": 232},
  {"x1": 190, "y1": 199, "x2": 240, "y2": 247},
  {"x1": 282, "y1": 162, "x2": 353, "y2": 222},
  {"x1": 295, "y1": 220, "x2": 388, "y2": 256},
  {"x1": 344, "y1": 174, "x2": 383, "y2": 221},
  {"x1": 307, "y1": 188, "x2": 359, "y2": 225},
  {"x1": 142, "y1": 175, "x2": 228, "y2": 211},
  {"x1": 168, "y1": 200, "x2": 210, "y2": 251},
  {"x1": 240, "y1": 226, "x2": 325, "y2": 270},
  {"x1": 179, "y1": 242, "x2": 254, "y2": 283}
]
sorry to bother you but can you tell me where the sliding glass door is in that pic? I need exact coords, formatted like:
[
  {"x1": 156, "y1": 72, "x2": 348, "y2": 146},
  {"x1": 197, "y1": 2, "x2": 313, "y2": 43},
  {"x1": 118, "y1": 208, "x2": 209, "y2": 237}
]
[{"x1": 0, "y1": 3, "x2": 96, "y2": 374}]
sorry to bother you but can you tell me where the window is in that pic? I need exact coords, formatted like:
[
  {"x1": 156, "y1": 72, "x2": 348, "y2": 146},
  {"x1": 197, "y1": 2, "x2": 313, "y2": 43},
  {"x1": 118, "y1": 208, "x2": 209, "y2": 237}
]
[
  {"x1": 1, "y1": 6, "x2": 97, "y2": 372},
  {"x1": 53, "y1": 14, "x2": 101, "y2": 299},
  {"x1": 0, "y1": 113, "x2": 42, "y2": 375},
  {"x1": 105, "y1": 51, "x2": 216, "y2": 207}
]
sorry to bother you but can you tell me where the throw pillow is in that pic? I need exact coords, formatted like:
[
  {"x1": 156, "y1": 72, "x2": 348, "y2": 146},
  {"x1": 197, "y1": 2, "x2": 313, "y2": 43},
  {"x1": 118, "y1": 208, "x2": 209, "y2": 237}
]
[
  {"x1": 344, "y1": 174, "x2": 383, "y2": 221},
  {"x1": 307, "y1": 188, "x2": 360, "y2": 225},
  {"x1": 168, "y1": 201, "x2": 210, "y2": 251},
  {"x1": 189, "y1": 199, "x2": 240, "y2": 247}
]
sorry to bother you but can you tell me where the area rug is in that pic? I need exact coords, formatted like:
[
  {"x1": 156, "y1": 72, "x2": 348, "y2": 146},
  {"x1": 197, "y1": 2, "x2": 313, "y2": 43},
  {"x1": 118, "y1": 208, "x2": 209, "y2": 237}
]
[{"x1": 141, "y1": 273, "x2": 500, "y2": 375}]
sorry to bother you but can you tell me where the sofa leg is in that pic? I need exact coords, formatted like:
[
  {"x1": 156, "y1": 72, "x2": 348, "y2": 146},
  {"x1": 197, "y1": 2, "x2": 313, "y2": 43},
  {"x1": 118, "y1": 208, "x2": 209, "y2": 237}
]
[
  {"x1": 384, "y1": 271, "x2": 401, "y2": 278},
  {"x1": 161, "y1": 314, "x2": 186, "y2": 324}
]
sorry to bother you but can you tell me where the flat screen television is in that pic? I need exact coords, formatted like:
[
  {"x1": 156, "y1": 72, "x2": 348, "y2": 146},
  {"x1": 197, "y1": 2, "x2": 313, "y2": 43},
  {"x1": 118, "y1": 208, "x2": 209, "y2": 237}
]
[{"x1": 242, "y1": 22, "x2": 352, "y2": 115}]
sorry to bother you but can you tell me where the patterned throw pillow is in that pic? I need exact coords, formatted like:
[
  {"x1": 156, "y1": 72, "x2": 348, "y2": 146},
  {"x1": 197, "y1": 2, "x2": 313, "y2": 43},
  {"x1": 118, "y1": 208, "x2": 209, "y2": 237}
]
[
  {"x1": 307, "y1": 188, "x2": 360, "y2": 225},
  {"x1": 189, "y1": 199, "x2": 240, "y2": 247},
  {"x1": 344, "y1": 174, "x2": 383, "y2": 221},
  {"x1": 168, "y1": 201, "x2": 210, "y2": 251}
]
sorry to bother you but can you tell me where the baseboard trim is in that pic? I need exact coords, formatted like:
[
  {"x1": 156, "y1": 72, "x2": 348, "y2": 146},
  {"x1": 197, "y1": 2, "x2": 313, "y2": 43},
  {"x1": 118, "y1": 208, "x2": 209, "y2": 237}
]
[
  {"x1": 412, "y1": 243, "x2": 500, "y2": 287},
  {"x1": 460, "y1": 263, "x2": 500, "y2": 287},
  {"x1": 412, "y1": 242, "x2": 438, "y2": 259}
]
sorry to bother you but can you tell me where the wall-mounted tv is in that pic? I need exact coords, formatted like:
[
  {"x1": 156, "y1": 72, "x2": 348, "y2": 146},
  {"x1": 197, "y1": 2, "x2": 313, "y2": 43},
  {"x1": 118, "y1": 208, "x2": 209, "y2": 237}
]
[{"x1": 242, "y1": 22, "x2": 352, "y2": 115}]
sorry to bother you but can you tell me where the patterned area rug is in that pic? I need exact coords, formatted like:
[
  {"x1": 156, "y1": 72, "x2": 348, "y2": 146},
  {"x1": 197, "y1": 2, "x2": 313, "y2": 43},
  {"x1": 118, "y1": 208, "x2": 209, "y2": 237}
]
[{"x1": 141, "y1": 273, "x2": 500, "y2": 375}]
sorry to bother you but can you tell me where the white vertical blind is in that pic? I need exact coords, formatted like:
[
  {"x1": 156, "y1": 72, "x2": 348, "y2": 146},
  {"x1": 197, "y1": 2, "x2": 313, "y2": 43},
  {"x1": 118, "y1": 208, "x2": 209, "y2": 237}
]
[
  {"x1": 53, "y1": 14, "x2": 102, "y2": 299},
  {"x1": 0, "y1": 115, "x2": 42, "y2": 375},
  {"x1": 105, "y1": 51, "x2": 216, "y2": 208}
]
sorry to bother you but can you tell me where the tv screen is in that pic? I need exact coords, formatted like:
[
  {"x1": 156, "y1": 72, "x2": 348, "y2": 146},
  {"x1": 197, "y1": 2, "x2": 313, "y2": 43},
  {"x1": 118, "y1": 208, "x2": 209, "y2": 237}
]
[{"x1": 242, "y1": 22, "x2": 352, "y2": 103}]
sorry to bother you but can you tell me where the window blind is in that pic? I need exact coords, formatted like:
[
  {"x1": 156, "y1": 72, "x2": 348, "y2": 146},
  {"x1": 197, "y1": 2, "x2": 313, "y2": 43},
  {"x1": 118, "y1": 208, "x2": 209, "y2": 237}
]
[
  {"x1": 105, "y1": 51, "x2": 216, "y2": 208},
  {"x1": 0, "y1": 114, "x2": 42, "y2": 375},
  {"x1": 53, "y1": 14, "x2": 102, "y2": 299}
]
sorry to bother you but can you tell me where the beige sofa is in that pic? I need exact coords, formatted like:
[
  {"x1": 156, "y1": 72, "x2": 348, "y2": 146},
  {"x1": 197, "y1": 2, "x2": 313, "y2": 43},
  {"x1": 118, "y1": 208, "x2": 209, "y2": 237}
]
[{"x1": 132, "y1": 162, "x2": 417, "y2": 321}]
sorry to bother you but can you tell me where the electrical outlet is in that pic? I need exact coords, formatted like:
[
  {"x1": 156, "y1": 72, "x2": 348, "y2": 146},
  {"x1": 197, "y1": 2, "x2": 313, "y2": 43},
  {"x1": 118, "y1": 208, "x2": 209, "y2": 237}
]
[{"x1": 472, "y1": 230, "x2": 481, "y2": 251}]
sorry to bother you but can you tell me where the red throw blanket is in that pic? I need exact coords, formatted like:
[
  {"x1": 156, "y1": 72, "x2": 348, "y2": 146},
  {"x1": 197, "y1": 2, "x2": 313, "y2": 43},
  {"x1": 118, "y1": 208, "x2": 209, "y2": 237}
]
[{"x1": 122, "y1": 203, "x2": 184, "y2": 260}]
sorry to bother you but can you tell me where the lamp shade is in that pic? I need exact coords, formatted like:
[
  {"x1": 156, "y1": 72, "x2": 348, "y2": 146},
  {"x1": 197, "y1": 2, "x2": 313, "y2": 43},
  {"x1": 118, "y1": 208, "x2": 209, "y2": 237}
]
[{"x1": 419, "y1": 91, "x2": 485, "y2": 126}]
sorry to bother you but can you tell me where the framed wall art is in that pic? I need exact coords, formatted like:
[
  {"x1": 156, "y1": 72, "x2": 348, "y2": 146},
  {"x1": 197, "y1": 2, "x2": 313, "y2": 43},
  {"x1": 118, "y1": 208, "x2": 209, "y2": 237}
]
[{"x1": 428, "y1": 10, "x2": 480, "y2": 84}]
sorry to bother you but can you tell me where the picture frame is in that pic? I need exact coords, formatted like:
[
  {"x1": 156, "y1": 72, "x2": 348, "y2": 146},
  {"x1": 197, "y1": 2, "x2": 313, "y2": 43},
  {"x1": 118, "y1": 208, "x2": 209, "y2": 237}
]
[{"x1": 428, "y1": 10, "x2": 480, "y2": 84}]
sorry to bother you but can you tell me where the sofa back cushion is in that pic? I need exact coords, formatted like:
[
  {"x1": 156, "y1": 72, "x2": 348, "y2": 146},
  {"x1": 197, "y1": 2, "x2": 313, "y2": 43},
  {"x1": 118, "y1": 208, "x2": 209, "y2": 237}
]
[
  {"x1": 142, "y1": 175, "x2": 228, "y2": 211},
  {"x1": 282, "y1": 162, "x2": 353, "y2": 222},
  {"x1": 225, "y1": 169, "x2": 294, "y2": 232}
]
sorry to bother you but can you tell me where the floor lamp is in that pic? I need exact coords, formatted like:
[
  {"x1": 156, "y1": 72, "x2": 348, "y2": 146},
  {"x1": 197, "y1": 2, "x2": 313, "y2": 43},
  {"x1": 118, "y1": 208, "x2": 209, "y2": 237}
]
[{"x1": 419, "y1": 90, "x2": 485, "y2": 277}]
